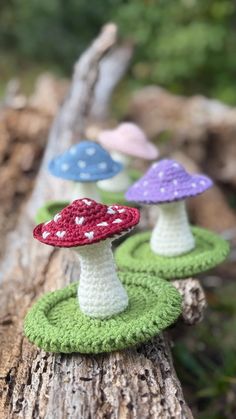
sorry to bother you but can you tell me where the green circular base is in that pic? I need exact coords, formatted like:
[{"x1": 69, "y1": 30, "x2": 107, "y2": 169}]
[
  {"x1": 24, "y1": 272, "x2": 182, "y2": 354},
  {"x1": 99, "y1": 169, "x2": 141, "y2": 206},
  {"x1": 115, "y1": 227, "x2": 230, "y2": 280},
  {"x1": 35, "y1": 201, "x2": 69, "y2": 224}
]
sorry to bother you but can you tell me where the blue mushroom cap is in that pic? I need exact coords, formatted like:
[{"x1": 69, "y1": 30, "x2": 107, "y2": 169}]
[{"x1": 48, "y1": 140, "x2": 123, "y2": 182}]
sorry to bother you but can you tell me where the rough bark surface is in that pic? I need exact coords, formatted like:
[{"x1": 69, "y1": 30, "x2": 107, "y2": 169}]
[{"x1": 0, "y1": 24, "x2": 205, "y2": 418}]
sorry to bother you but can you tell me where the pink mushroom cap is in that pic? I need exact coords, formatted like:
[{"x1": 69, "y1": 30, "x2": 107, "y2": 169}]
[{"x1": 98, "y1": 122, "x2": 158, "y2": 160}]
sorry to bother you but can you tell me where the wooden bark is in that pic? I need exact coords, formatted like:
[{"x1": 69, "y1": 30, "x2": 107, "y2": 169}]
[{"x1": 0, "y1": 24, "x2": 205, "y2": 418}]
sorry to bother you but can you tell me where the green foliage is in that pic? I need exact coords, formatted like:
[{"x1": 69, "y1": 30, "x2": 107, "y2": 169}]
[{"x1": 0, "y1": 0, "x2": 236, "y2": 102}]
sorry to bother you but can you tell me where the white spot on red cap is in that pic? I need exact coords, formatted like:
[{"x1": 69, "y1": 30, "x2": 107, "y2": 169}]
[
  {"x1": 75, "y1": 216, "x2": 85, "y2": 225},
  {"x1": 84, "y1": 231, "x2": 94, "y2": 240},
  {"x1": 97, "y1": 222, "x2": 108, "y2": 227},
  {"x1": 54, "y1": 213, "x2": 61, "y2": 222},
  {"x1": 86, "y1": 147, "x2": 96, "y2": 156},
  {"x1": 118, "y1": 209, "x2": 125, "y2": 213},
  {"x1": 112, "y1": 218, "x2": 123, "y2": 224},
  {"x1": 107, "y1": 207, "x2": 116, "y2": 215},
  {"x1": 77, "y1": 160, "x2": 86, "y2": 168},
  {"x1": 82, "y1": 199, "x2": 92, "y2": 206},
  {"x1": 42, "y1": 231, "x2": 50, "y2": 239},
  {"x1": 56, "y1": 231, "x2": 66, "y2": 238}
]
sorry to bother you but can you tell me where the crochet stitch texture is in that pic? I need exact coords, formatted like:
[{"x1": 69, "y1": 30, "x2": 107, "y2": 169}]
[
  {"x1": 115, "y1": 227, "x2": 230, "y2": 279},
  {"x1": 24, "y1": 272, "x2": 182, "y2": 354}
]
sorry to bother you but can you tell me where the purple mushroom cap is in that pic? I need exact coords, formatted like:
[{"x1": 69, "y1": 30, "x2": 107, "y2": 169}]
[{"x1": 125, "y1": 159, "x2": 213, "y2": 204}]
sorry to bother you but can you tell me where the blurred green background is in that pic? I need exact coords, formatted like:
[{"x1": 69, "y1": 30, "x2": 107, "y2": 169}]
[
  {"x1": 1, "y1": 1, "x2": 236, "y2": 418},
  {"x1": 1, "y1": 0, "x2": 236, "y2": 104}
]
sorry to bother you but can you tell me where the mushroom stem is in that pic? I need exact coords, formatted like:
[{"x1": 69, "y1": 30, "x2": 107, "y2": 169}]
[
  {"x1": 97, "y1": 152, "x2": 132, "y2": 193},
  {"x1": 77, "y1": 239, "x2": 128, "y2": 318},
  {"x1": 150, "y1": 200, "x2": 195, "y2": 256},
  {"x1": 72, "y1": 182, "x2": 100, "y2": 201}
]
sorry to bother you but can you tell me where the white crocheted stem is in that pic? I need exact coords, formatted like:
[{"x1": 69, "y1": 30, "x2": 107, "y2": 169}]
[
  {"x1": 77, "y1": 239, "x2": 129, "y2": 318},
  {"x1": 98, "y1": 152, "x2": 131, "y2": 192},
  {"x1": 150, "y1": 200, "x2": 195, "y2": 256},
  {"x1": 72, "y1": 181, "x2": 100, "y2": 201}
]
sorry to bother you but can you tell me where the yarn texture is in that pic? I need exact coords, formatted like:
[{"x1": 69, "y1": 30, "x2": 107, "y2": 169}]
[
  {"x1": 34, "y1": 199, "x2": 140, "y2": 248},
  {"x1": 150, "y1": 201, "x2": 195, "y2": 256},
  {"x1": 126, "y1": 159, "x2": 213, "y2": 204},
  {"x1": 24, "y1": 272, "x2": 182, "y2": 354},
  {"x1": 115, "y1": 227, "x2": 230, "y2": 279},
  {"x1": 49, "y1": 141, "x2": 122, "y2": 182}
]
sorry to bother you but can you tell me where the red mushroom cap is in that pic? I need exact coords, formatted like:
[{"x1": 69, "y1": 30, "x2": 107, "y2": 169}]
[{"x1": 33, "y1": 198, "x2": 140, "y2": 247}]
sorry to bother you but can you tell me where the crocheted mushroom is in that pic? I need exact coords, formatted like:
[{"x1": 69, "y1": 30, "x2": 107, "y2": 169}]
[
  {"x1": 97, "y1": 123, "x2": 158, "y2": 193},
  {"x1": 126, "y1": 159, "x2": 213, "y2": 256},
  {"x1": 49, "y1": 141, "x2": 122, "y2": 201},
  {"x1": 34, "y1": 198, "x2": 140, "y2": 319}
]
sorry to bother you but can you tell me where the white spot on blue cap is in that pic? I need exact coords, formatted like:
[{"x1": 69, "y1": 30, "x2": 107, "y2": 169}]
[
  {"x1": 98, "y1": 162, "x2": 107, "y2": 170},
  {"x1": 80, "y1": 173, "x2": 91, "y2": 180},
  {"x1": 86, "y1": 147, "x2": 96, "y2": 156},
  {"x1": 77, "y1": 160, "x2": 86, "y2": 169},
  {"x1": 61, "y1": 163, "x2": 69, "y2": 172},
  {"x1": 70, "y1": 146, "x2": 77, "y2": 155}
]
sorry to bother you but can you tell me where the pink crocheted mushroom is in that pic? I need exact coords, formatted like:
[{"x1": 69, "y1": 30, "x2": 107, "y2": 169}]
[{"x1": 97, "y1": 123, "x2": 159, "y2": 193}]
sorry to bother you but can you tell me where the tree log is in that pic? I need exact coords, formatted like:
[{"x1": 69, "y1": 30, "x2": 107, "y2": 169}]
[{"x1": 0, "y1": 24, "x2": 205, "y2": 418}]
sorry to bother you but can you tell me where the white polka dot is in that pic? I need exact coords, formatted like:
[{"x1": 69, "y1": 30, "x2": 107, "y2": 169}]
[
  {"x1": 191, "y1": 183, "x2": 196, "y2": 188},
  {"x1": 107, "y1": 207, "x2": 116, "y2": 215},
  {"x1": 158, "y1": 171, "x2": 164, "y2": 178},
  {"x1": 80, "y1": 173, "x2": 90, "y2": 180},
  {"x1": 173, "y1": 179, "x2": 178, "y2": 185},
  {"x1": 160, "y1": 187, "x2": 165, "y2": 193},
  {"x1": 44, "y1": 221, "x2": 51, "y2": 225},
  {"x1": 77, "y1": 160, "x2": 86, "y2": 169},
  {"x1": 86, "y1": 147, "x2": 96, "y2": 156},
  {"x1": 82, "y1": 199, "x2": 92, "y2": 206},
  {"x1": 84, "y1": 231, "x2": 94, "y2": 240},
  {"x1": 143, "y1": 181, "x2": 148, "y2": 186},
  {"x1": 42, "y1": 231, "x2": 50, "y2": 239},
  {"x1": 152, "y1": 162, "x2": 158, "y2": 169},
  {"x1": 75, "y1": 216, "x2": 85, "y2": 225},
  {"x1": 54, "y1": 213, "x2": 61, "y2": 222},
  {"x1": 61, "y1": 163, "x2": 69, "y2": 172},
  {"x1": 112, "y1": 218, "x2": 123, "y2": 224},
  {"x1": 143, "y1": 191, "x2": 148, "y2": 196},
  {"x1": 134, "y1": 183, "x2": 139, "y2": 188},
  {"x1": 70, "y1": 146, "x2": 77, "y2": 155},
  {"x1": 56, "y1": 231, "x2": 66, "y2": 238},
  {"x1": 200, "y1": 180, "x2": 206, "y2": 185},
  {"x1": 174, "y1": 191, "x2": 179, "y2": 196},
  {"x1": 98, "y1": 162, "x2": 107, "y2": 170},
  {"x1": 97, "y1": 221, "x2": 108, "y2": 227},
  {"x1": 118, "y1": 209, "x2": 125, "y2": 213},
  {"x1": 172, "y1": 163, "x2": 179, "y2": 168}
]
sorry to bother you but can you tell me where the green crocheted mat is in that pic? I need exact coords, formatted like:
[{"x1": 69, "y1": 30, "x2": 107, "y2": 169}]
[
  {"x1": 115, "y1": 227, "x2": 230, "y2": 280},
  {"x1": 98, "y1": 169, "x2": 141, "y2": 206},
  {"x1": 35, "y1": 200, "x2": 69, "y2": 224},
  {"x1": 24, "y1": 272, "x2": 182, "y2": 354}
]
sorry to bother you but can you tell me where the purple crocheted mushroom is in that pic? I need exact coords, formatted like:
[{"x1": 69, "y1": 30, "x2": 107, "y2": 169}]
[{"x1": 126, "y1": 159, "x2": 213, "y2": 256}]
